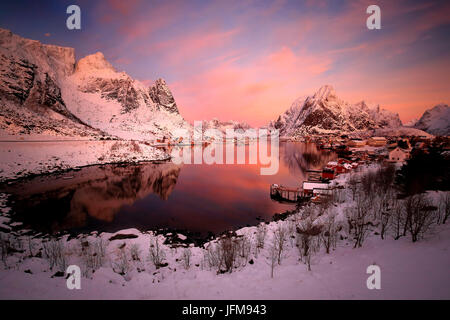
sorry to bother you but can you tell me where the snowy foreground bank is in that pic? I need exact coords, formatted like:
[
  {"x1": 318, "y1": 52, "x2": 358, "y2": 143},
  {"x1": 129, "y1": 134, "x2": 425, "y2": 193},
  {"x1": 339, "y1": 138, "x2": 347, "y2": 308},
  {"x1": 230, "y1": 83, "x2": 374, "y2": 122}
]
[
  {"x1": 0, "y1": 140, "x2": 169, "y2": 182},
  {"x1": 0, "y1": 163, "x2": 449, "y2": 299}
]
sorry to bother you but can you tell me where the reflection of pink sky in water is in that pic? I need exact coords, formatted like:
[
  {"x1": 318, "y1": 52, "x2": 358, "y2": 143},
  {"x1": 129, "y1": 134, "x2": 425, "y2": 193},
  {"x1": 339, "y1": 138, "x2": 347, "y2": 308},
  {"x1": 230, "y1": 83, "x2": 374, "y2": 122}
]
[
  {"x1": 115, "y1": 142, "x2": 336, "y2": 234},
  {"x1": 6, "y1": 143, "x2": 336, "y2": 236}
]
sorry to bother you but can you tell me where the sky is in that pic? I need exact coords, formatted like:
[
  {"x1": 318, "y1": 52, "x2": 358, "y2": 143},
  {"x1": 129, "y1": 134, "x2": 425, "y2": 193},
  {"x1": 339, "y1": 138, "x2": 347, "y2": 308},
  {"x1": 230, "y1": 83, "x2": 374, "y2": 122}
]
[{"x1": 0, "y1": 0, "x2": 449, "y2": 126}]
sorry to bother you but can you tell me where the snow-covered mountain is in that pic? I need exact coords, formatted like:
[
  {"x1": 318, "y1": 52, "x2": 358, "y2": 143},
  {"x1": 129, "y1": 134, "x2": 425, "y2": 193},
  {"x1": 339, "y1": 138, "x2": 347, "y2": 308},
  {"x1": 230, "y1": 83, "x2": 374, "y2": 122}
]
[
  {"x1": 403, "y1": 118, "x2": 418, "y2": 127},
  {"x1": 414, "y1": 104, "x2": 450, "y2": 136},
  {"x1": 0, "y1": 28, "x2": 189, "y2": 140},
  {"x1": 270, "y1": 85, "x2": 402, "y2": 136}
]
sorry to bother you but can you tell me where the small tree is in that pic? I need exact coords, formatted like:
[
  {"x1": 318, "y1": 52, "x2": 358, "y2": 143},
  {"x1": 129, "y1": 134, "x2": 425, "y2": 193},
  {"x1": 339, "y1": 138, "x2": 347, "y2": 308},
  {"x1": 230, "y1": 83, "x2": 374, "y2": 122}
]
[
  {"x1": 274, "y1": 225, "x2": 287, "y2": 265},
  {"x1": 406, "y1": 194, "x2": 437, "y2": 242},
  {"x1": 440, "y1": 193, "x2": 450, "y2": 224},
  {"x1": 148, "y1": 236, "x2": 166, "y2": 269},
  {"x1": 182, "y1": 248, "x2": 192, "y2": 270},
  {"x1": 391, "y1": 197, "x2": 404, "y2": 240},
  {"x1": 346, "y1": 192, "x2": 371, "y2": 248},
  {"x1": 296, "y1": 220, "x2": 321, "y2": 271},
  {"x1": 321, "y1": 215, "x2": 337, "y2": 254}
]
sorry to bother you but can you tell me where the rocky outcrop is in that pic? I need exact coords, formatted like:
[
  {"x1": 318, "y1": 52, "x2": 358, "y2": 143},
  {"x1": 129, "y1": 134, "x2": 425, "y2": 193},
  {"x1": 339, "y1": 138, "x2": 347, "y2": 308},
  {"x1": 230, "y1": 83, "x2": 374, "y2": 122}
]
[
  {"x1": 271, "y1": 85, "x2": 402, "y2": 136},
  {"x1": 149, "y1": 78, "x2": 179, "y2": 114},
  {"x1": 0, "y1": 29, "x2": 189, "y2": 139}
]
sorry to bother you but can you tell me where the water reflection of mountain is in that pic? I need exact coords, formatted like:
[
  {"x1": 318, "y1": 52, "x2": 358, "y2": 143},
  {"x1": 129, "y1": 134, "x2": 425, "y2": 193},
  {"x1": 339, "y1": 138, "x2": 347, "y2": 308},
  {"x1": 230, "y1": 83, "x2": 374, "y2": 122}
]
[
  {"x1": 281, "y1": 142, "x2": 337, "y2": 175},
  {"x1": 5, "y1": 163, "x2": 181, "y2": 232}
]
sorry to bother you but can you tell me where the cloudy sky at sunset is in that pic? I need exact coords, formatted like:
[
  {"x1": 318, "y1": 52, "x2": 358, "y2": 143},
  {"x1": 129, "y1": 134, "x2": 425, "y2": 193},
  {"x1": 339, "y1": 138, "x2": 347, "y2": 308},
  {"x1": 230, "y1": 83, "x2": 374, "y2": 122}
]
[{"x1": 1, "y1": 0, "x2": 449, "y2": 126}]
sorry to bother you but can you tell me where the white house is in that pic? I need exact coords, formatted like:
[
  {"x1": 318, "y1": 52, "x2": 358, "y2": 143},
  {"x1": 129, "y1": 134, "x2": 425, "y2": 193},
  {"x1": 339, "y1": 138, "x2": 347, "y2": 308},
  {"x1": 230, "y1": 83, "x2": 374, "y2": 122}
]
[{"x1": 389, "y1": 147, "x2": 410, "y2": 162}]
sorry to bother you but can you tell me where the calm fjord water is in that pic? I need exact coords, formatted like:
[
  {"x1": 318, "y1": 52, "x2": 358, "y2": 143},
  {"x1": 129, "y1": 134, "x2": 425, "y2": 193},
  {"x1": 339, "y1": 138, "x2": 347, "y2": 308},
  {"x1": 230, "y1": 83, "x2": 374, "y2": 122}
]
[{"x1": 2, "y1": 142, "x2": 336, "y2": 237}]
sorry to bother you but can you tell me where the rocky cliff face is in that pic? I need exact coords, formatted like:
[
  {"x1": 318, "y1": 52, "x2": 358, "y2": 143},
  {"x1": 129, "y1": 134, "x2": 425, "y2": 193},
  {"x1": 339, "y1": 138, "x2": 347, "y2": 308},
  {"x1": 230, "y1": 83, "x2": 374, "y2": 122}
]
[
  {"x1": 270, "y1": 85, "x2": 402, "y2": 136},
  {"x1": 0, "y1": 29, "x2": 189, "y2": 139},
  {"x1": 414, "y1": 104, "x2": 450, "y2": 136},
  {"x1": 149, "y1": 78, "x2": 179, "y2": 114},
  {"x1": 0, "y1": 29, "x2": 102, "y2": 137}
]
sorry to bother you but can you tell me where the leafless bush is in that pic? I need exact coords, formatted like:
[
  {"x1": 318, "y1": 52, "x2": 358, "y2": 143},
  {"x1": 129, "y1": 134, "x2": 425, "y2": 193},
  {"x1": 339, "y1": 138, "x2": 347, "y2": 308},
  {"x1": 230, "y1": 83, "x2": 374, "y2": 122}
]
[
  {"x1": 182, "y1": 248, "x2": 192, "y2": 270},
  {"x1": 296, "y1": 220, "x2": 321, "y2": 271},
  {"x1": 110, "y1": 142, "x2": 121, "y2": 152},
  {"x1": 129, "y1": 243, "x2": 141, "y2": 261},
  {"x1": 42, "y1": 239, "x2": 67, "y2": 272},
  {"x1": 321, "y1": 215, "x2": 337, "y2": 254},
  {"x1": 112, "y1": 245, "x2": 130, "y2": 275},
  {"x1": 219, "y1": 236, "x2": 239, "y2": 273},
  {"x1": 255, "y1": 223, "x2": 267, "y2": 253},
  {"x1": 204, "y1": 235, "x2": 241, "y2": 273},
  {"x1": 405, "y1": 194, "x2": 437, "y2": 242},
  {"x1": 0, "y1": 234, "x2": 9, "y2": 266},
  {"x1": 346, "y1": 193, "x2": 372, "y2": 248},
  {"x1": 267, "y1": 240, "x2": 278, "y2": 278},
  {"x1": 204, "y1": 242, "x2": 221, "y2": 271},
  {"x1": 27, "y1": 237, "x2": 35, "y2": 257},
  {"x1": 273, "y1": 225, "x2": 287, "y2": 265},
  {"x1": 80, "y1": 238, "x2": 106, "y2": 277},
  {"x1": 348, "y1": 173, "x2": 359, "y2": 201},
  {"x1": 238, "y1": 234, "x2": 252, "y2": 265},
  {"x1": 148, "y1": 237, "x2": 166, "y2": 269},
  {"x1": 439, "y1": 193, "x2": 450, "y2": 224},
  {"x1": 130, "y1": 141, "x2": 142, "y2": 153},
  {"x1": 390, "y1": 197, "x2": 405, "y2": 240}
]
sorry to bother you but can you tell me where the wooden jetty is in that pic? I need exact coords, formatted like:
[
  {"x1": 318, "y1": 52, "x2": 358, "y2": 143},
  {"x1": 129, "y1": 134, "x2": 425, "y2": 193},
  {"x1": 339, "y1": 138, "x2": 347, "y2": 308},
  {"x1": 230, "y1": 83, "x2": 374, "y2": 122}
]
[{"x1": 270, "y1": 184, "x2": 311, "y2": 203}]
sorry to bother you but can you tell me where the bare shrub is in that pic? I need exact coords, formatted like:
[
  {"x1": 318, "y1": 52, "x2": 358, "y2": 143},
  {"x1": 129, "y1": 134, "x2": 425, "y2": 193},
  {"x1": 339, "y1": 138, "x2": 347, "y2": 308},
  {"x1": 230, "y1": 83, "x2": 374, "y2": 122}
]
[
  {"x1": 296, "y1": 220, "x2": 321, "y2": 271},
  {"x1": 390, "y1": 197, "x2": 405, "y2": 240},
  {"x1": 130, "y1": 141, "x2": 142, "y2": 153},
  {"x1": 348, "y1": 174, "x2": 359, "y2": 201},
  {"x1": 273, "y1": 225, "x2": 287, "y2": 265},
  {"x1": 42, "y1": 239, "x2": 67, "y2": 272},
  {"x1": 148, "y1": 237, "x2": 166, "y2": 269},
  {"x1": 80, "y1": 238, "x2": 106, "y2": 277},
  {"x1": 110, "y1": 142, "x2": 121, "y2": 152},
  {"x1": 112, "y1": 245, "x2": 130, "y2": 275},
  {"x1": 346, "y1": 192, "x2": 371, "y2": 248},
  {"x1": 439, "y1": 193, "x2": 450, "y2": 224},
  {"x1": 0, "y1": 234, "x2": 9, "y2": 266},
  {"x1": 204, "y1": 235, "x2": 241, "y2": 273},
  {"x1": 237, "y1": 233, "x2": 252, "y2": 265},
  {"x1": 267, "y1": 240, "x2": 278, "y2": 278},
  {"x1": 405, "y1": 194, "x2": 437, "y2": 242},
  {"x1": 321, "y1": 215, "x2": 337, "y2": 254},
  {"x1": 129, "y1": 243, "x2": 141, "y2": 262},
  {"x1": 27, "y1": 237, "x2": 35, "y2": 258},
  {"x1": 255, "y1": 223, "x2": 267, "y2": 251},
  {"x1": 219, "y1": 236, "x2": 239, "y2": 273},
  {"x1": 182, "y1": 248, "x2": 192, "y2": 270}
]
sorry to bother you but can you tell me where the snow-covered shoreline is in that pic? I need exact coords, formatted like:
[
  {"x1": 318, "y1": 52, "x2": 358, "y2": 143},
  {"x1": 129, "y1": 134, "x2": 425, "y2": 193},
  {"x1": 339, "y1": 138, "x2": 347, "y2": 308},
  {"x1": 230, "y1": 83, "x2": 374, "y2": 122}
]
[
  {"x1": 1, "y1": 165, "x2": 449, "y2": 300},
  {"x1": 0, "y1": 140, "x2": 170, "y2": 182}
]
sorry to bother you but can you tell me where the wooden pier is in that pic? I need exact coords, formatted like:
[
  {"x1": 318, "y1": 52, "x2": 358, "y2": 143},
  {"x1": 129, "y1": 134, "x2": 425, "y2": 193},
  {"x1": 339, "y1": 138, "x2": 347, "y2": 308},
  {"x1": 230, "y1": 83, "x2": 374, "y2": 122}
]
[{"x1": 270, "y1": 184, "x2": 311, "y2": 203}]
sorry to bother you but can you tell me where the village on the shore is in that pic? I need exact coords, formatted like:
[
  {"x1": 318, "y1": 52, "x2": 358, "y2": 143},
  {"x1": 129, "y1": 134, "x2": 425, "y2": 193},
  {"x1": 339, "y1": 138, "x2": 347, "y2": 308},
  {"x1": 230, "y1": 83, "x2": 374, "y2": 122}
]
[{"x1": 271, "y1": 133, "x2": 450, "y2": 203}]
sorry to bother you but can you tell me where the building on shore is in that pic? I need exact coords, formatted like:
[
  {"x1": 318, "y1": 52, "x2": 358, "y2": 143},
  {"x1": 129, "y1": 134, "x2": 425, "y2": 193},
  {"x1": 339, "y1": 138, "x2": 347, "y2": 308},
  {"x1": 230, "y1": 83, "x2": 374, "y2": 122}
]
[
  {"x1": 388, "y1": 147, "x2": 410, "y2": 163},
  {"x1": 367, "y1": 136, "x2": 387, "y2": 146}
]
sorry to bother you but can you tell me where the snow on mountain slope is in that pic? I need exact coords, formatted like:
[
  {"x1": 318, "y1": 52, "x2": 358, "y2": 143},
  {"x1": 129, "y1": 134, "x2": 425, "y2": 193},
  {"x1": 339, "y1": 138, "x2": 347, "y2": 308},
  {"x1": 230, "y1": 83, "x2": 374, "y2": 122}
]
[
  {"x1": 0, "y1": 28, "x2": 190, "y2": 140},
  {"x1": 403, "y1": 118, "x2": 418, "y2": 127},
  {"x1": 0, "y1": 28, "x2": 104, "y2": 138},
  {"x1": 414, "y1": 104, "x2": 450, "y2": 136},
  {"x1": 63, "y1": 52, "x2": 189, "y2": 140},
  {"x1": 270, "y1": 85, "x2": 402, "y2": 136}
]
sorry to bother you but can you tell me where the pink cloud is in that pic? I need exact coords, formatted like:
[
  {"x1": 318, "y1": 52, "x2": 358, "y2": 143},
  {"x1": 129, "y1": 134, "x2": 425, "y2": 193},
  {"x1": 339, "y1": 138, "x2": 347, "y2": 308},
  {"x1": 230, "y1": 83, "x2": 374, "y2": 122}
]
[{"x1": 171, "y1": 46, "x2": 333, "y2": 126}]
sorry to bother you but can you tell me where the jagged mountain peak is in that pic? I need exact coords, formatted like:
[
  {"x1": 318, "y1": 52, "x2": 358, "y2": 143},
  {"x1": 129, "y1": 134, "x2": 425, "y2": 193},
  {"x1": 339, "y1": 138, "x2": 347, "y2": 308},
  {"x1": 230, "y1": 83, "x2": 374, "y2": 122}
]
[
  {"x1": 0, "y1": 28, "x2": 190, "y2": 140},
  {"x1": 271, "y1": 85, "x2": 402, "y2": 136},
  {"x1": 75, "y1": 52, "x2": 116, "y2": 75},
  {"x1": 312, "y1": 84, "x2": 337, "y2": 101}
]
